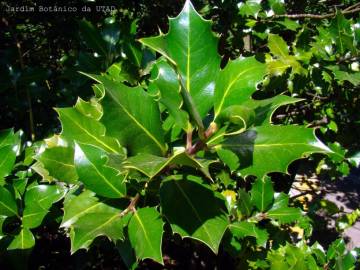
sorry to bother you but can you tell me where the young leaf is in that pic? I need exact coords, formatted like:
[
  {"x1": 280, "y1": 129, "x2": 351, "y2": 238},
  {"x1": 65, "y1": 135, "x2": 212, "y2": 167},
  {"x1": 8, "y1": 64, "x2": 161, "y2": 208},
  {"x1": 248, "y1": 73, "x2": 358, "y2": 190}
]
[
  {"x1": 140, "y1": 0, "x2": 221, "y2": 118},
  {"x1": 215, "y1": 126, "x2": 330, "y2": 178},
  {"x1": 160, "y1": 176, "x2": 228, "y2": 253},
  {"x1": 128, "y1": 207, "x2": 164, "y2": 264},
  {"x1": 22, "y1": 184, "x2": 66, "y2": 229},
  {"x1": 74, "y1": 143, "x2": 126, "y2": 198},
  {"x1": 267, "y1": 34, "x2": 305, "y2": 76},
  {"x1": 0, "y1": 185, "x2": 18, "y2": 217},
  {"x1": 229, "y1": 221, "x2": 268, "y2": 246},
  {"x1": 250, "y1": 176, "x2": 274, "y2": 212},
  {"x1": 7, "y1": 228, "x2": 35, "y2": 250},
  {"x1": 214, "y1": 56, "x2": 266, "y2": 118}
]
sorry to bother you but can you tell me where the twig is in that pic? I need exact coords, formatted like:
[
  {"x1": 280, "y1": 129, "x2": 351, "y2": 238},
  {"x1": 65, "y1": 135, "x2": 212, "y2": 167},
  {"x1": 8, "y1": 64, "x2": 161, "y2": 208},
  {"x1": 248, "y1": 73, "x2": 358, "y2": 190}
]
[
  {"x1": 272, "y1": 6, "x2": 360, "y2": 20},
  {"x1": 343, "y1": 2, "x2": 360, "y2": 12},
  {"x1": 119, "y1": 193, "x2": 140, "y2": 217}
]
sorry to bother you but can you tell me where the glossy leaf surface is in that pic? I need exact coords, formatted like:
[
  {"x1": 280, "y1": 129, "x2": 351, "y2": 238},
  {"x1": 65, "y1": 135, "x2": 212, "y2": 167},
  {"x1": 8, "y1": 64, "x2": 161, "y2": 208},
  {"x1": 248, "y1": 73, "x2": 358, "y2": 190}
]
[
  {"x1": 140, "y1": 0, "x2": 221, "y2": 118},
  {"x1": 22, "y1": 184, "x2": 66, "y2": 228},
  {"x1": 160, "y1": 176, "x2": 228, "y2": 253},
  {"x1": 74, "y1": 143, "x2": 126, "y2": 198},
  {"x1": 128, "y1": 207, "x2": 164, "y2": 264},
  {"x1": 216, "y1": 126, "x2": 330, "y2": 178}
]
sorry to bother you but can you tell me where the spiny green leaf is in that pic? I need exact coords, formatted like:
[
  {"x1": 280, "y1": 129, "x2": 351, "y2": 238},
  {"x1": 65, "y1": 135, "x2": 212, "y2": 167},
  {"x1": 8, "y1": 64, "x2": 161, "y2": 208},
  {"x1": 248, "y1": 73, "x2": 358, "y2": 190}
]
[
  {"x1": 34, "y1": 146, "x2": 78, "y2": 184},
  {"x1": 74, "y1": 97, "x2": 103, "y2": 120},
  {"x1": 61, "y1": 190, "x2": 120, "y2": 228},
  {"x1": 0, "y1": 129, "x2": 20, "y2": 184},
  {"x1": 85, "y1": 74, "x2": 167, "y2": 156},
  {"x1": 239, "y1": 1, "x2": 262, "y2": 18},
  {"x1": 237, "y1": 189, "x2": 253, "y2": 217},
  {"x1": 214, "y1": 56, "x2": 266, "y2": 118},
  {"x1": 160, "y1": 176, "x2": 228, "y2": 253},
  {"x1": 150, "y1": 59, "x2": 189, "y2": 130},
  {"x1": 7, "y1": 228, "x2": 35, "y2": 250},
  {"x1": 267, "y1": 207, "x2": 302, "y2": 224},
  {"x1": 124, "y1": 151, "x2": 212, "y2": 179},
  {"x1": 250, "y1": 176, "x2": 274, "y2": 212},
  {"x1": 0, "y1": 185, "x2": 18, "y2": 217},
  {"x1": 241, "y1": 95, "x2": 303, "y2": 126},
  {"x1": 216, "y1": 148, "x2": 240, "y2": 172},
  {"x1": 22, "y1": 184, "x2": 66, "y2": 228},
  {"x1": 328, "y1": 66, "x2": 360, "y2": 85},
  {"x1": 56, "y1": 107, "x2": 122, "y2": 154},
  {"x1": 267, "y1": 34, "x2": 305, "y2": 76},
  {"x1": 74, "y1": 143, "x2": 126, "y2": 198},
  {"x1": 140, "y1": 0, "x2": 221, "y2": 119},
  {"x1": 214, "y1": 125, "x2": 330, "y2": 178},
  {"x1": 70, "y1": 212, "x2": 124, "y2": 253},
  {"x1": 329, "y1": 12, "x2": 355, "y2": 54},
  {"x1": 229, "y1": 221, "x2": 268, "y2": 246},
  {"x1": 128, "y1": 207, "x2": 164, "y2": 264}
]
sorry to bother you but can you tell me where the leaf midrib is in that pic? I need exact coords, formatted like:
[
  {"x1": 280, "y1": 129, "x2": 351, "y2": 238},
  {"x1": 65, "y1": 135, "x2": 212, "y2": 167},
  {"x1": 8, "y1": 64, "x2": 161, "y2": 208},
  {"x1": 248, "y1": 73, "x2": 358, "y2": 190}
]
[
  {"x1": 81, "y1": 150, "x2": 124, "y2": 197},
  {"x1": 215, "y1": 66, "x2": 262, "y2": 117},
  {"x1": 62, "y1": 112, "x2": 118, "y2": 154},
  {"x1": 74, "y1": 213, "x2": 119, "y2": 249},
  {"x1": 107, "y1": 89, "x2": 166, "y2": 154}
]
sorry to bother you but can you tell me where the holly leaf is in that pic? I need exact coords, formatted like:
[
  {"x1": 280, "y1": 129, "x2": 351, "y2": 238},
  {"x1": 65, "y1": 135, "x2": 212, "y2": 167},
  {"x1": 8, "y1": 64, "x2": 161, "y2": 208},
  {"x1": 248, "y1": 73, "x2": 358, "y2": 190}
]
[
  {"x1": 239, "y1": 0, "x2": 261, "y2": 18},
  {"x1": 34, "y1": 146, "x2": 78, "y2": 184},
  {"x1": 22, "y1": 184, "x2": 66, "y2": 228},
  {"x1": 241, "y1": 95, "x2": 303, "y2": 126},
  {"x1": 237, "y1": 189, "x2": 253, "y2": 217},
  {"x1": 74, "y1": 97, "x2": 103, "y2": 121},
  {"x1": 328, "y1": 66, "x2": 360, "y2": 86},
  {"x1": 150, "y1": 59, "x2": 189, "y2": 130},
  {"x1": 84, "y1": 74, "x2": 167, "y2": 156},
  {"x1": 124, "y1": 151, "x2": 212, "y2": 179},
  {"x1": 267, "y1": 34, "x2": 305, "y2": 76},
  {"x1": 70, "y1": 212, "x2": 124, "y2": 253},
  {"x1": 0, "y1": 129, "x2": 20, "y2": 184},
  {"x1": 140, "y1": 0, "x2": 221, "y2": 118},
  {"x1": 250, "y1": 176, "x2": 274, "y2": 212},
  {"x1": 74, "y1": 143, "x2": 126, "y2": 198},
  {"x1": 128, "y1": 207, "x2": 164, "y2": 264},
  {"x1": 328, "y1": 12, "x2": 355, "y2": 54},
  {"x1": 0, "y1": 185, "x2": 18, "y2": 217},
  {"x1": 267, "y1": 207, "x2": 302, "y2": 224},
  {"x1": 56, "y1": 107, "x2": 122, "y2": 154},
  {"x1": 214, "y1": 125, "x2": 330, "y2": 178},
  {"x1": 7, "y1": 228, "x2": 35, "y2": 250},
  {"x1": 160, "y1": 176, "x2": 228, "y2": 253},
  {"x1": 214, "y1": 56, "x2": 266, "y2": 118},
  {"x1": 61, "y1": 190, "x2": 117, "y2": 228},
  {"x1": 60, "y1": 190, "x2": 125, "y2": 253},
  {"x1": 229, "y1": 221, "x2": 268, "y2": 246}
]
